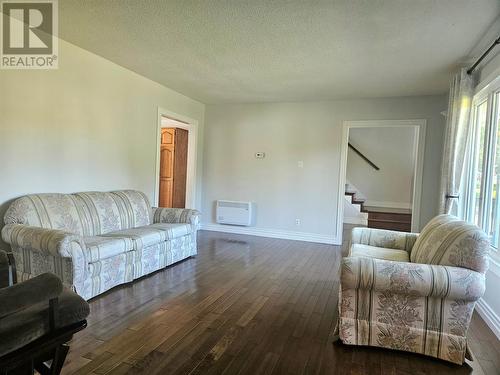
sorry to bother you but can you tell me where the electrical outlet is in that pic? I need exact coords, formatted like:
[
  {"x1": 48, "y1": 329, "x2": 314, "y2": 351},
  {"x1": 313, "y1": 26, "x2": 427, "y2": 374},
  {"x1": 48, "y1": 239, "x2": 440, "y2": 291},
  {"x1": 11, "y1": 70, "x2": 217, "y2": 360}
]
[
  {"x1": 295, "y1": 218, "x2": 301, "y2": 226},
  {"x1": 298, "y1": 160, "x2": 304, "y2": 168}
]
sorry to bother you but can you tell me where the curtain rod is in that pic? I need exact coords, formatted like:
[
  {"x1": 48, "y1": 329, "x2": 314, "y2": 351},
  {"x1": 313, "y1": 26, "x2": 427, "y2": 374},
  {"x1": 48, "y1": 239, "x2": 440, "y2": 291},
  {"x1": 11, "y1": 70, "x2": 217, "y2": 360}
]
[{"x1": 467, "y1": 36, "x2": 500, "y2": 75}]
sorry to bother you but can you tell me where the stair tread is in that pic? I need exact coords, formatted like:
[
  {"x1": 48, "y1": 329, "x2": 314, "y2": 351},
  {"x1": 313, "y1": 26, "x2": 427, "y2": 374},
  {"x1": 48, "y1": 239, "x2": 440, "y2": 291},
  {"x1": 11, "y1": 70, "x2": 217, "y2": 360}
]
[
  {"x1": 368, "y1": 218, "x2": 411, "y2": 223},
  {"x1": 368, "y1": 213, "x2": 411, "y2": 218},
  {"x1": 364, "y1": 206, "x2": 412, "y2": 214},
  {"x1": 345, "y1": 193, "x2": 365, "y2": 202}
]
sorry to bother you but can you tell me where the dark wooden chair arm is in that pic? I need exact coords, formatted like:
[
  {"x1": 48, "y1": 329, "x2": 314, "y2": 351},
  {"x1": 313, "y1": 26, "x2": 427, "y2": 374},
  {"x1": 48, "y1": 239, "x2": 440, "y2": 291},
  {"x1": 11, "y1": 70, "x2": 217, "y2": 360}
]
[{"x1": 0, "y1": 273, "x2": 63, "y2": 318}]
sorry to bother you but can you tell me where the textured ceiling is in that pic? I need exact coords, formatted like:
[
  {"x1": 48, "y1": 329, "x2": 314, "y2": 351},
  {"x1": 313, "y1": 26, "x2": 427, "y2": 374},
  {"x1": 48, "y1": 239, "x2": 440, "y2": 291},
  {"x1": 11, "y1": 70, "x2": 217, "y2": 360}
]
[{"x1": 59, "y1": 1, "x2": 500, "y2": 104}]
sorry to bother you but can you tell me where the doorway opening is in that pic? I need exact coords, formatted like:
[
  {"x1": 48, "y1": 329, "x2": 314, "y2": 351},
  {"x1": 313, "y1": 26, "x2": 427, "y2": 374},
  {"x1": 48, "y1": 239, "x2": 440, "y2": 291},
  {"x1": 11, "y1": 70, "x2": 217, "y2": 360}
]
[
  {"x1": 159, "y1": 119, "x2": 189, "y2": 208},
  {"x1": 154, "y1": 108, "x2": 198, "y2": 209},
  {"x1": 337, "y1": 120, "x2": 426, "y2": 242}
]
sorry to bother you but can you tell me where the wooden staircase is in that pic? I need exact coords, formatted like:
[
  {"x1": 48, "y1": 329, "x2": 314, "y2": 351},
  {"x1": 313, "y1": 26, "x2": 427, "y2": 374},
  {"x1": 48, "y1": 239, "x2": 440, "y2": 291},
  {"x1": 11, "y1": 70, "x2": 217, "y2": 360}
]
[
  {"x1": 345, "y1": 191, "x2": 412, "y2": 232},
  {"x1": 345, "y1": 143, "x2": 412, "y2": 232}
]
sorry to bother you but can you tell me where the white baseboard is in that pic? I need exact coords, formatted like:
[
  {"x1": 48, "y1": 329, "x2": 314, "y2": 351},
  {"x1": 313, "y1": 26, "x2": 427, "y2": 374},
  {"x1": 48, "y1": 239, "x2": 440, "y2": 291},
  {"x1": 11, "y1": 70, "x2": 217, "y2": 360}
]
[
  {"x1": 200, "y1": 223, "x2": 340, "y2": 245},
  {"x1": 475, "y1": 298, "x2": 500, "y2": 340},
  {"x1": 363, "y1": 200, "x2": 412, "y2": 209},
  {"x1": 343, "y1": 217, "x2": 367, "y2": 225}
]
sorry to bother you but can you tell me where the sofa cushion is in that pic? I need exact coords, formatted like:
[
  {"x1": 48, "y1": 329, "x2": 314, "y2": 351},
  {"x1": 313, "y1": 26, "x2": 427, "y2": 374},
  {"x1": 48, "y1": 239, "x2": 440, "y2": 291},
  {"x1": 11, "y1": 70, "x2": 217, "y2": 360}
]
[
  {"x1": 83, "y1": 236, "x2": 133, "y2": 262},
  {"x1": 149, "y1": 223, "x2": 192, "y2": 239},
  {"x1": 350, "y1": 243, "x2": 409, "y2": 262},
  {"x1": 111, "y1": 190, "x2": 152, "y2": 228},
  {"x1": 3, "y1": 194, "x2": 91, "y2": 236},
  {"x1": 75, "y1": 192, "x2": 125, "y2": 235},
  {"x1": 410, "y1": 214, "x2": 490, "y2": 273},
  {"x1": 102, "y1": 226, "x2": 167, "y2": 250},
  {"x1": 74, "y1": 190, "x2": 151, "y2": 235},
  {"x1": 4, "y1": 190, "x2": 152, "y2": 237},
  {"x1": 0, "y1": 290, "x2": 89, "y2": 357}
]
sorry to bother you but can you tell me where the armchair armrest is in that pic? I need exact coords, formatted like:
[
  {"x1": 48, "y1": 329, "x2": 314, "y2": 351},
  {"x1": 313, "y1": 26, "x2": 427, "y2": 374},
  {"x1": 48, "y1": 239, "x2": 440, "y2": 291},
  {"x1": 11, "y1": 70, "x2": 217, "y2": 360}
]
[
  {"x1": 152, "y1": 207, "x2": 201, "y2": 229},
  {"x1": 0, "y1": 273, "x2": 63, "y2": 318},
  {"x1": 350, "y1": 227, "x2": 418, "y2": 253},
  {"x1": 341, "y1": 256, "x2": 485, "y2": 302},
  {"x1": 1, "y1": 224, "x2": 86, "y2": 259}
]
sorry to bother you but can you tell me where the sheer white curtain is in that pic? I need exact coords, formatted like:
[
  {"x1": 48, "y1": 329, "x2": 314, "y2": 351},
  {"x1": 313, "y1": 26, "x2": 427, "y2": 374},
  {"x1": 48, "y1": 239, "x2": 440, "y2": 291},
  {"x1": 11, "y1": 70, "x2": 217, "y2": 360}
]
[{"x1": 439, "y1": 68, "x2": 474, "y2": 214}]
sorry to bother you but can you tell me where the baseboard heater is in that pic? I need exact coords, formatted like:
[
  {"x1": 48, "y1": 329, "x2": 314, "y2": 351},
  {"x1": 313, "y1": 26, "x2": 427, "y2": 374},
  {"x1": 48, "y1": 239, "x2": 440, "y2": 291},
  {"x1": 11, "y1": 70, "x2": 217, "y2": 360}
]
[{"x1": 216, "y1": 200, "x2": 255, "y2": 226}]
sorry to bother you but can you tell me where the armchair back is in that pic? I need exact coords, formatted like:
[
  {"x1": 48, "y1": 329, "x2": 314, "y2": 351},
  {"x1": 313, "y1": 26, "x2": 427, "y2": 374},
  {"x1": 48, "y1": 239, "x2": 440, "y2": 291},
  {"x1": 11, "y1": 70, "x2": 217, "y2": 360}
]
[
  {"x1": 410, "y1": 214, "x2": 490, "y2": 273},
  {"x1": 4, "y1": 190, "x2": 152, "y2": 236}
]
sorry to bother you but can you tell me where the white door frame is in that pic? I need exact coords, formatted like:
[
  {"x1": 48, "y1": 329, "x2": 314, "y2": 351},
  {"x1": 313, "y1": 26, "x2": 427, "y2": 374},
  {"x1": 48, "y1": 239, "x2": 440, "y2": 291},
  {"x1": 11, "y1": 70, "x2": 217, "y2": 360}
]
[
  {"x1": 337, "y1": 119, "x2": 427, "y2": 241},
  {"x1": 154, "y1": 107, "x2": 198, "y2": 208}
]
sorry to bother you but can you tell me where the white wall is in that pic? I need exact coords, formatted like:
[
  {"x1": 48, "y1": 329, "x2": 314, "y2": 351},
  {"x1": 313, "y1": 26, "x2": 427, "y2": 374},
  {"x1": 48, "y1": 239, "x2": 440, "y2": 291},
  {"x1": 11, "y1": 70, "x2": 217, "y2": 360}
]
[
  {"x1": 202, "y1": 96, "x2": 446, "y2": 242},
  {"x1": 0, "y1": 39, "x2": 205, "y2": 248},
  {"x1": 347, "y1": 127, "x2": 416, "y2": 208}
]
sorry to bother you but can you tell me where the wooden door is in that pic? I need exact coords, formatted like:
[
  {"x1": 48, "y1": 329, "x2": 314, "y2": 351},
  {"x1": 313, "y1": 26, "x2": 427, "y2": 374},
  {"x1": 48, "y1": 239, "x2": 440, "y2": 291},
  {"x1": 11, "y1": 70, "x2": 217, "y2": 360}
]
[
  {"x1": 172, "y1": 128, "x2": 188, "y2": 208},
  {"x1": 159, "y1": 128, "x2": 175, "y2": 207}
]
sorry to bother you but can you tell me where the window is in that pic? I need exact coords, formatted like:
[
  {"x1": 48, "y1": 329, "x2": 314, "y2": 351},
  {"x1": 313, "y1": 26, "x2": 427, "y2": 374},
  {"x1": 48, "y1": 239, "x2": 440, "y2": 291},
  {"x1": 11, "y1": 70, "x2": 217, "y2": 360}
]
[{"x1": 462, "y1": 78, "x2": 500, "y2": 251}]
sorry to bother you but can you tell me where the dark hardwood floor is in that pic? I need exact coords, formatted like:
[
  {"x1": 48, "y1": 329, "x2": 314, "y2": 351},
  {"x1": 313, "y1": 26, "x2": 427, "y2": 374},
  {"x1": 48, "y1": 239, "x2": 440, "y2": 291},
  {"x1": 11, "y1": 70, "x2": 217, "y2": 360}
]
[{"x1": 63, "y1": 229, "x2": 499, "y2": 375}]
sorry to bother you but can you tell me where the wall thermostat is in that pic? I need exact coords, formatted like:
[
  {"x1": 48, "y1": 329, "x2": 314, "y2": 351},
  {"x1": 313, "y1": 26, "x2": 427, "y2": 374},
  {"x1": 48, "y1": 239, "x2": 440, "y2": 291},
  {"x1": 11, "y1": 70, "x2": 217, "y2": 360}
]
[{"x1": 255, "y1": 152, "x2": 265, "y2": 159}]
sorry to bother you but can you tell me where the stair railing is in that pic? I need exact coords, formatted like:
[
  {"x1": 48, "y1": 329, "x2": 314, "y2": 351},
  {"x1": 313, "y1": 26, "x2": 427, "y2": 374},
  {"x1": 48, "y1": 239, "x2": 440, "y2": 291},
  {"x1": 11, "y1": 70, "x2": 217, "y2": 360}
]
[{"x1": 348, "y1": 143, "x2": 380, "y2": 171}]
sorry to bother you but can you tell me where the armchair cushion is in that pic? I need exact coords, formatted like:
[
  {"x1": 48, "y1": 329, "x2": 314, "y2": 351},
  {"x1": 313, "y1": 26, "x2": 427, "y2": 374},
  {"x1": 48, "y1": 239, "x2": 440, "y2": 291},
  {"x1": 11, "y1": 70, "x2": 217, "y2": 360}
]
[
  {"x1": 342, "y1": 256, "x2": 485, "y2": 301},
  {"x1": 350, "y1": 227, "x2": 418, "y2": 253},
  {"x1": 410, "y1": 214, "x2": 490, "y2": 273},
  {"x1": 0, "y1": 273, "x2": 63, "y2": 318},
  {"x1": 350, "y1": 244, "x2": 409, "y2": 262},
  {"x1": 0, "y1": 290, "x2": 89, "y2": 357}
]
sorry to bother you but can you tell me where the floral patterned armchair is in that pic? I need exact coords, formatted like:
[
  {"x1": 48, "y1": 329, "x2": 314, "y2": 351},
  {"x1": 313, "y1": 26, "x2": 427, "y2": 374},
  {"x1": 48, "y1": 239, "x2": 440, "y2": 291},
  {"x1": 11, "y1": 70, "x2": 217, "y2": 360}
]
[{"x1": 338, "y1": 214, "x2": 490, "y2": 364}]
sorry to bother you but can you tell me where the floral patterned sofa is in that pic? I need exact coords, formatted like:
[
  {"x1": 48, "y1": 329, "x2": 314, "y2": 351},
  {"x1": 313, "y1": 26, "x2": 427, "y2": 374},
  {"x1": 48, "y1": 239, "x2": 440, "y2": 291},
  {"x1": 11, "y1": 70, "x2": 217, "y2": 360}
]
[
  {"x1": 339, "y1": 214, "x2": 490, "y2": 364},
  {"x1": 1, "y1": 190, "x2": 200, "y2": 300}
]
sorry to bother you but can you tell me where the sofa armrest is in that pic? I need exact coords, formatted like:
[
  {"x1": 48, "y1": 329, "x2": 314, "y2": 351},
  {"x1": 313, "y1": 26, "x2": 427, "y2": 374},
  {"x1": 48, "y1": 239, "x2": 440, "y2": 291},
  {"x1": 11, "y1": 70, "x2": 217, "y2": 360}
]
[
  {"x1": 1, "y1": 224, "x2": 86, "y2": 260},
  {"x1": 1, "y1": 224, "x2": 88, "y2": 297},
  {"x1": 350, "y1": 227, "x2": 418, "y2": 252},
  {"x1": 341, "y1": 256, "x2": 485, "y2": 301},
  {"x1": 152, "y1": 207, "x2": 201, "y2": 229},
  {"x1": 0, "y1": 273, "x2": 63, "y2": 318}
]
